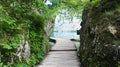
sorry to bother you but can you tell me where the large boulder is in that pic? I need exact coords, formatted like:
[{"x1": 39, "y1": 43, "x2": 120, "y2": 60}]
[{"x1": 79, "y1": 0, "x2": 120, "y2": 67}]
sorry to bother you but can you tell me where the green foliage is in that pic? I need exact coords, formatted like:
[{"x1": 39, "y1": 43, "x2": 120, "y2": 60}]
[
  {"x1": 0, "y1": 63, "x2": 3, "y2": 67},
  {"x1": 91, "y1": 0, "x2": 101, "y2": 5},
  {"x1": 51, "y1": 0, "x2": 63, "y2": 7},
  {"x1": 50, "y1": 0, "x2": 90, "y2": 18},
  {"x1": 116, "y1": 5, "x2": 120, "y2": 12},
  {"x1": 0, "y1": 0, "x2": 55, "y2": 66},
  {"x1": 118, "y1": 61, "x2": 120, "y2": 67},
  {"x1": 0, "y1": 0, "x2": 93, "y2": 66},
  {"x1": 105, "y1": 11, "x2": 114, "y2": 16},
  {"x1": 105, "y1": 4, "x2": 120, "y2": 16}
]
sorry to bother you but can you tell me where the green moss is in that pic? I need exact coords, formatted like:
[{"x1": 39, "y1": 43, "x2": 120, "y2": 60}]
[
  {"x1": 91, "y1": 0, "x2": 101, "y2": 6},
  {"x1": 105, "y1": 10, "x2": 114, "y2": 16},
  {"x1": 113, "y1": 40, "x2": 120, "y2": 44},
  {"x1": 116, "y1": 5, "x2": 120, "y2": 12}
]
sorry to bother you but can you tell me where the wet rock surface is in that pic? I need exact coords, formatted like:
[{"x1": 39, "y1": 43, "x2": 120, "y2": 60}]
[{"x1": 79, "y1": 0, "x2": 120, "y2": 67}]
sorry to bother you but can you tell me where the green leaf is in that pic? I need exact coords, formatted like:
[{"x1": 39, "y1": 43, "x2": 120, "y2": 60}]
[
  {"x1": 0, "y1": 63, "x2": 3, "y2": 67},
  {"x1": 0, "y1": 43, "x2": 12, "y2": 49},
  {"x1": 10, "y1": 43, "x2": 19, "y2": 49},
  {"x1": 16, "y1": 63, "x2": 24, "y2": 67},
  {"x1": 3, "y1": 65, "x2": 8, "y2": 67},
  {"x1": 5, "y1": 18, "x2": 16, "y2": 25},
  {"x1": 0, "y1": 5, "x2": 3, "y2": 10},
  {"x1": 3, "y1": 45, "x2": 12, "y2": 50}
]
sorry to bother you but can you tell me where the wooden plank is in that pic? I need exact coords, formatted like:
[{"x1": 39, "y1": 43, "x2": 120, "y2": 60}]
[
  {"x1": 51, "y1": 38, "x2": 76, "y2": 51},
  {"x1": 37, "y1": 38, "x2": 80, "y2": 67}
]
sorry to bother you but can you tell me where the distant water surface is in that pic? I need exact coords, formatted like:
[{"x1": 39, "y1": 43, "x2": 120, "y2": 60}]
[{"x1": 50, "y1": 31, "x2": 79, "y2": 39}]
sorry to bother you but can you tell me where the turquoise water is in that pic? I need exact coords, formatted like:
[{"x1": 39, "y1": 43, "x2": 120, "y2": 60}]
[
  {"x1": 50, "y1": 31, "x2": 79, "y2": 39},
  {"x1": 49, "y1": 42, "x2": 55, "y2": 46}
]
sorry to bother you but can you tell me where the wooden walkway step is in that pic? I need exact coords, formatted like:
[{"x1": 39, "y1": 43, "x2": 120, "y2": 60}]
[{"x1": 37, "y1": 38, "x2": 80, "y2": 67}]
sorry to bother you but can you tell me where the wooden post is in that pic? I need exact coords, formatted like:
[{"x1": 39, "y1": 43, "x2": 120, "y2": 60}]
[{"x1": 77, "y1": 30, "x2": 80, "y2": 35}]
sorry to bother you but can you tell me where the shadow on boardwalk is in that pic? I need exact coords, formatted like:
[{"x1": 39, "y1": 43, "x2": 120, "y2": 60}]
[{"x1": 37, "y1": 37, "x2": 81, "y2": 67}]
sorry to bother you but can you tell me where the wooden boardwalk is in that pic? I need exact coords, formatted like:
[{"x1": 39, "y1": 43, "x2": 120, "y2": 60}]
[{"x1": 37, "y1": 38, "x2": 80, "y2": 67}]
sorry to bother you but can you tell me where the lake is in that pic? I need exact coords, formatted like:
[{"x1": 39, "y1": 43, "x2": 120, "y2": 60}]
[{"x1": 50, "y1": 31, "x2": 79, "y2": 39}]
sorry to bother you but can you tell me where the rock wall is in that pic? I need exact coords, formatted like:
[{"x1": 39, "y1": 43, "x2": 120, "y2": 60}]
[
  {"x1": 79, "y1": 0, "x2": 120, "y2": 67},
  {"x1": 16, "y1": 20, "x2": 54, "y2": 62},
  {"x1": 44, "y1": 20, "x2": 54, "y2": 36},
  {"x1": 43, "y1": 20, "x2": 54, "y2": 53}
]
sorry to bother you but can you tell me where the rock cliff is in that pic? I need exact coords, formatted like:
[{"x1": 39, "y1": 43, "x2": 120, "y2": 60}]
[
  {"x1": 16, "y1": 20, "x2": 54, "y2": 62},
  {"x1": 43, "y1": 20, "x2": 54, "y2": 53},
  {"x1": 79, "y1": 0, "x2": 120, "y2": 67}
]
